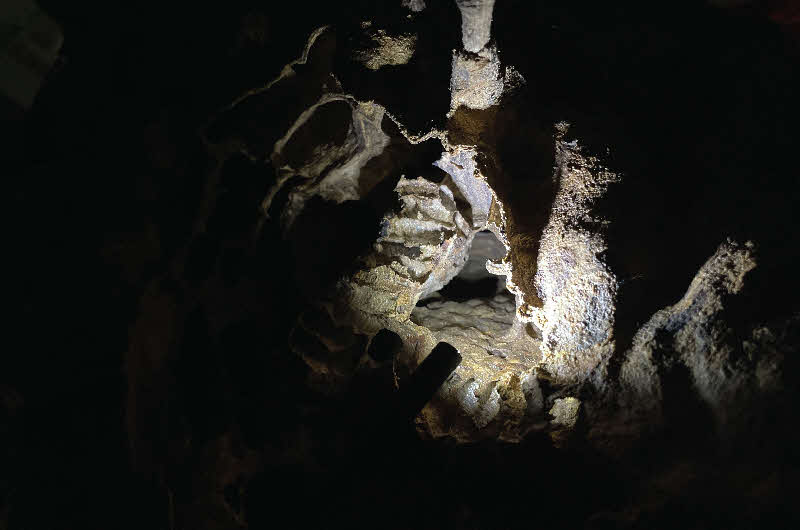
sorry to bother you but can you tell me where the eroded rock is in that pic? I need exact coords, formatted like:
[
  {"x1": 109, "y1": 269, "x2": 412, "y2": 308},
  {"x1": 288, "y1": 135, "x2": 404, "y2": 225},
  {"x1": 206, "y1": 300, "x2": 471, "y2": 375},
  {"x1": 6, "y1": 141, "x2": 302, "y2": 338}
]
[
  {"x1": 618, "y1": 240, "x2": 760, "y2": 439},
  {"x1": 353, "y1": 28, "x2": 417, "y2": 71},
  {"x1": 210, "y1": 12, "x2": 797, "y2": 457},
  {"x1": 528, "y1": 123, "x2": 621, "y2": 383},
  {"x1": 454, "y1": 0, "x2": 497, "y2": 53},
  {"x1": 268, "y1": 96, "x2": 391, "y2": 228},
  {"x1": 448, "y1": 46, "x2": 504, "y2": 113}
]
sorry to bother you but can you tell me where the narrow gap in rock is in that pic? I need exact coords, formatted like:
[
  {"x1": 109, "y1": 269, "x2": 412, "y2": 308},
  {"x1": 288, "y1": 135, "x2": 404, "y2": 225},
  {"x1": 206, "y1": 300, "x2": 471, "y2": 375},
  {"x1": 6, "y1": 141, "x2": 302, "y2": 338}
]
[
  {"x1": 409, "y1": 229, "x2": 520, "y2": 364},
  {"x1": 417, "y1": 230, "x2": 508, "y2": 306}
]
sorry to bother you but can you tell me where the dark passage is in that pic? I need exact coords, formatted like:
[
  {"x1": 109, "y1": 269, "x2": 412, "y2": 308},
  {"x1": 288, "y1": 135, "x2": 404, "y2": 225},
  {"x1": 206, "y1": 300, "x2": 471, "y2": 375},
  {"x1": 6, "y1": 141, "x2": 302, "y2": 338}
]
[
  {"x1": 434, "y1": 275, "x2": 500, "y2": 303},
  {"x1": 419, "y1": 230, "x2": 507, "y2": 304},
  {"x1": 367, "y1": 328, "x2": 403, "y2": 362}
]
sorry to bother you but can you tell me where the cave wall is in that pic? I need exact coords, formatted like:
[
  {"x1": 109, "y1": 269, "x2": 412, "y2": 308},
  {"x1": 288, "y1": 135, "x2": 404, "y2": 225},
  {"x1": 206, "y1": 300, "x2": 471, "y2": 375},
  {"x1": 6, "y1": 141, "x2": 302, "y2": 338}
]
[{"x1": 4, "y1": 1, "x2": 800, "y2": 529}]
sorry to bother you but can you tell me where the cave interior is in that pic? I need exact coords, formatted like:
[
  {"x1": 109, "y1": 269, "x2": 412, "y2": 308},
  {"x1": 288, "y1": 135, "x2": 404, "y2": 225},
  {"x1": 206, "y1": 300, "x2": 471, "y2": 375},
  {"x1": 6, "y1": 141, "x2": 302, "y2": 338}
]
[{"x1": 3, "y1": 0, "x2": 800, "y2": 528}]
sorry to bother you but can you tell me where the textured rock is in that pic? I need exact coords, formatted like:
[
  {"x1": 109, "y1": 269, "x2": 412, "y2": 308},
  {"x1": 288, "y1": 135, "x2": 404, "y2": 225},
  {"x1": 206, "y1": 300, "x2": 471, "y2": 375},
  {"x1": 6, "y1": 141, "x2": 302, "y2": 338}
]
[
  {"x1": 13, "y1": 2, "x2": 800, "y2": 529},
  {"x1": 416, "y1": 364, "x2": 544, "y2": 442},
  {"x1": 454, "y1": 0, "x2": 497, "y2": 53},
  {"x1": 548, "y1": 396, "x2": 581, "y2": 447},
  {"x1": 448, "y1": 46, "x2": 504, "y2": 113},
  {"x1": 266, "y1": 95, "x2": 390, "y2": 229},
  {"x1": 208, "y1": 8, "x2": 797, "y2": 457},
  {"x1": 372, "y1": 176, "x2": 475, "y2": 299},
  {"x1": 204, "y1": 25, "x2": 338, "y2": 159},
  {"x1": 412, "y1": 294, "x2": 519, "y2": 361},
  {"x1": 527, "y1": 123, "x2": 620, "y2": 382},
  {"x1": 457, "y1": 230, "x2": 506, "y2": 281},
  {"x1": 618, "y1": 240, "x2": 760, "y2": 438},
  {"x1": 353, "y1": 28, "x2": 417, "y2": 71},
  {"x1": 433, "y1": 147, "x2": 494, "y2": 227},
  {"x1": 550, "y1": 397, "x2": 580, "y2": 428}
]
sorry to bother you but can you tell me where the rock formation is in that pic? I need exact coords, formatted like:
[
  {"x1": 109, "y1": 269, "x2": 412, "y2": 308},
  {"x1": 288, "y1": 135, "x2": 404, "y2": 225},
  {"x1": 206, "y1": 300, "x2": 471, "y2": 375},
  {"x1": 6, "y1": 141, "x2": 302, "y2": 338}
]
[
  {"x1": 9, "y1": 1, "x2": 798, "y2": 528},
  {"x1": 198, "y1": 0, "x2": 799, "y2": 453}
]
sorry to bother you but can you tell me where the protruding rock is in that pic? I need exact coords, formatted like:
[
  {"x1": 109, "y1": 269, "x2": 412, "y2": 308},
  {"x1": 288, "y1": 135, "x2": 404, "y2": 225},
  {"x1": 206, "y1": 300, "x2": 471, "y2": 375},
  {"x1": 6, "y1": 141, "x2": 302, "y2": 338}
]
[
  {"x1": 449, "y1": 46, "x2": 504, "y2": 112},
  {"x1": 267, "y1": 96, "x2": 391, "y2": 229},
  {"x1": 619, "y1": 240, "x2": 760, "y2": 439},
  {"x1": 455, "y1": 0, "x2": 496, "y2": 53},
  {"x1": 401, "y1": 0, "x2": 426, "y2": 12},
  {"x1": 434, "y1": 147, "x2": 493, "y2": 227},
  {"x1": 531, "y1": 123, "x2": 620, "y2": 379},
  {"x1": 549, "y1": 396, "x2": 581, "y2": 447},
  {"x1": 371, "y1": 176, "x2": 477, "y2": 300},
  {"x1": 353, "y1": 29, "x2": 417, "y2": 71},
  {"x1": 550, "y1": 396, "x2": 580, "y2": 429}
]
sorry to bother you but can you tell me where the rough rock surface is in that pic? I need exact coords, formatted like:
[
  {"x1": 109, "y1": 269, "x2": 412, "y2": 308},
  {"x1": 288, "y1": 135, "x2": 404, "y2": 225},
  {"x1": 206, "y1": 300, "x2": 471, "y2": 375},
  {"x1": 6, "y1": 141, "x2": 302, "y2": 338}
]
[
  {"x1": 433, "y1": 147, "x2": 493, "y2": 227},
  {"x1": 617, "y1": 240, "x2": 762, "y2": 438},
  {"x1": 454, "y1": 0, "x2": 496, "y2": 53},
  {"x1": 10, "y1": 2, "x2": 799, "y2": 529},
  {"x1": 242, "y1": 1, "x2": 797, "y2": 455},
  {"x1": 267, "y1": 95, "x2": 391, "y2": 228},
  {"x1": 448, "y1": 46, "x2": 504, "y2": 112},
  {"x1": 353, "y1": 27, "x2": 417, "y2": 70},
  {"x1": 530, "y1": 123, "x2": 621, "y2": 380},
  {"x1": 346, "y1": 175, "x2": 475, "y2": 315}
]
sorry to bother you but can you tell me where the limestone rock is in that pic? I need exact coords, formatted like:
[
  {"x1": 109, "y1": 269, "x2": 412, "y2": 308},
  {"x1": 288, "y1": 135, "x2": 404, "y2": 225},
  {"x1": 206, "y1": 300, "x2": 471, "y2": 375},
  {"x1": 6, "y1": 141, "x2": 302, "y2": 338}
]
[
  {"x1": 530, "y1": 123, "x2": 621, "y2": 382},
  {"x1": 550, "y1": 397, "x2": 580, "y2": 429},
  {"x1": 353, "y1": 29, "x2": 417, "y2": 71},
  {"x1": 208, "y1": 12, "x2": 798, "y2": 459},
  {"x1": 618, "y1": 240, "x2": 761, "y2": 438},
  {"x1": 457, "y1": 230, "x2": 507, "y2": 282},
  {"x1": 455, "y1": 0, "x2": 497, "y2": 53},
  {"x1": 372, "y1": 176, "x2": 475, "y2": 299},
  {"x1": 433, "y1": 147, "x2": 494, "y2": 227},
  {"x1": 548, "y1": 396, "x2": 581, "y2": 447},
  {"x1": 448, "y1": 46, "x2": 504, "y2": 113},
  {"x1": 267, "y1": 96, "x2": 391, "y2": 229},
  {"x1": 16, "y1": 2, "x2": 800, "y2": 529}
]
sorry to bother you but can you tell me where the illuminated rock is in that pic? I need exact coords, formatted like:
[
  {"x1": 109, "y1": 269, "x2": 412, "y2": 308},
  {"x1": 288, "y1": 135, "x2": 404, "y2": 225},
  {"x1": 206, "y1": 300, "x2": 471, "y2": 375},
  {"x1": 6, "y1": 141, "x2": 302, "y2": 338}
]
[
  {"x1": 454, "y1": 0, "x2": 496, "y2": 53},
  {"x1": 352, "y1": 28, "x2": 417, "y2": 71},
  {"x1": 204, "y1": 8, "x2": 796, "y2": 452},
  {"x1": 448, "y1": 46, "x2": 504, "y2": 113}
]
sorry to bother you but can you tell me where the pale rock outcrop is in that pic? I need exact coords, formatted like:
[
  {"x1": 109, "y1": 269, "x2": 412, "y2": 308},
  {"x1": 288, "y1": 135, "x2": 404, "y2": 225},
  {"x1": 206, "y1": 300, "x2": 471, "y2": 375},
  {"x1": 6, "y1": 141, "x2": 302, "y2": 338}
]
[
  {"x1": 529, "y1": 123, "x2": 620, "y2": 382},
  {"x1": 353, "y1": 28, "x2": 417, "y2": 71},
  {"x1": 448, "y1": 46, "x2": 504, "y2": 113},
  {"x1": 218, "y1": 18, "x2": 794, "y2": 454},
  {"x1": 618, "y1": 240, "x2": 760, "y2": 438},
  {"x1": 268, "y1": 96, "x2": 391, "y2": 229},
  {"x1": 454, "y1": 0, "x2": 496, "y2": 53}
]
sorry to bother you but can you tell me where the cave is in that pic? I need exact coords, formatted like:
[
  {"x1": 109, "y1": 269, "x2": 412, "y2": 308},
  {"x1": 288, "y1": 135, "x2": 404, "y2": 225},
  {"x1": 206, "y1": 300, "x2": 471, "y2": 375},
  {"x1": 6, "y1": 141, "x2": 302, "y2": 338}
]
[
  {"x1": 4, "y1": 0, "x2": 800, "y2": 529},
  {"x1": 417, "y1": 230, "x2": 508, "y2": 304}
]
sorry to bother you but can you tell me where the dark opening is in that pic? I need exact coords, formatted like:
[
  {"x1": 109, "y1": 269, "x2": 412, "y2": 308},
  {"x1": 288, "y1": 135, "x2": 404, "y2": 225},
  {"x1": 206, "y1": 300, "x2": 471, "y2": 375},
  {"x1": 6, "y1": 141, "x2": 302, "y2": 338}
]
[
  {"x1": 418, "y1": 230, "x2": 507, "y2": 305},
  {"x1": 367, "y1": 329, "x2": 403, "y2": 362},
  {"x1": 434, "y1": 275, "x2": 500, "y2": 303}
]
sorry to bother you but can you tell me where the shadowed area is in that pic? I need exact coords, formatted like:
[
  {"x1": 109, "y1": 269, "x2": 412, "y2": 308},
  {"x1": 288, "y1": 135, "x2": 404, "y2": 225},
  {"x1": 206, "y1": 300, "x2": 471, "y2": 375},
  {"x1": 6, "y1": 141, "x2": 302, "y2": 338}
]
[{"x1": 398, "y1": 342, "x2": 462, "y2": 421}]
